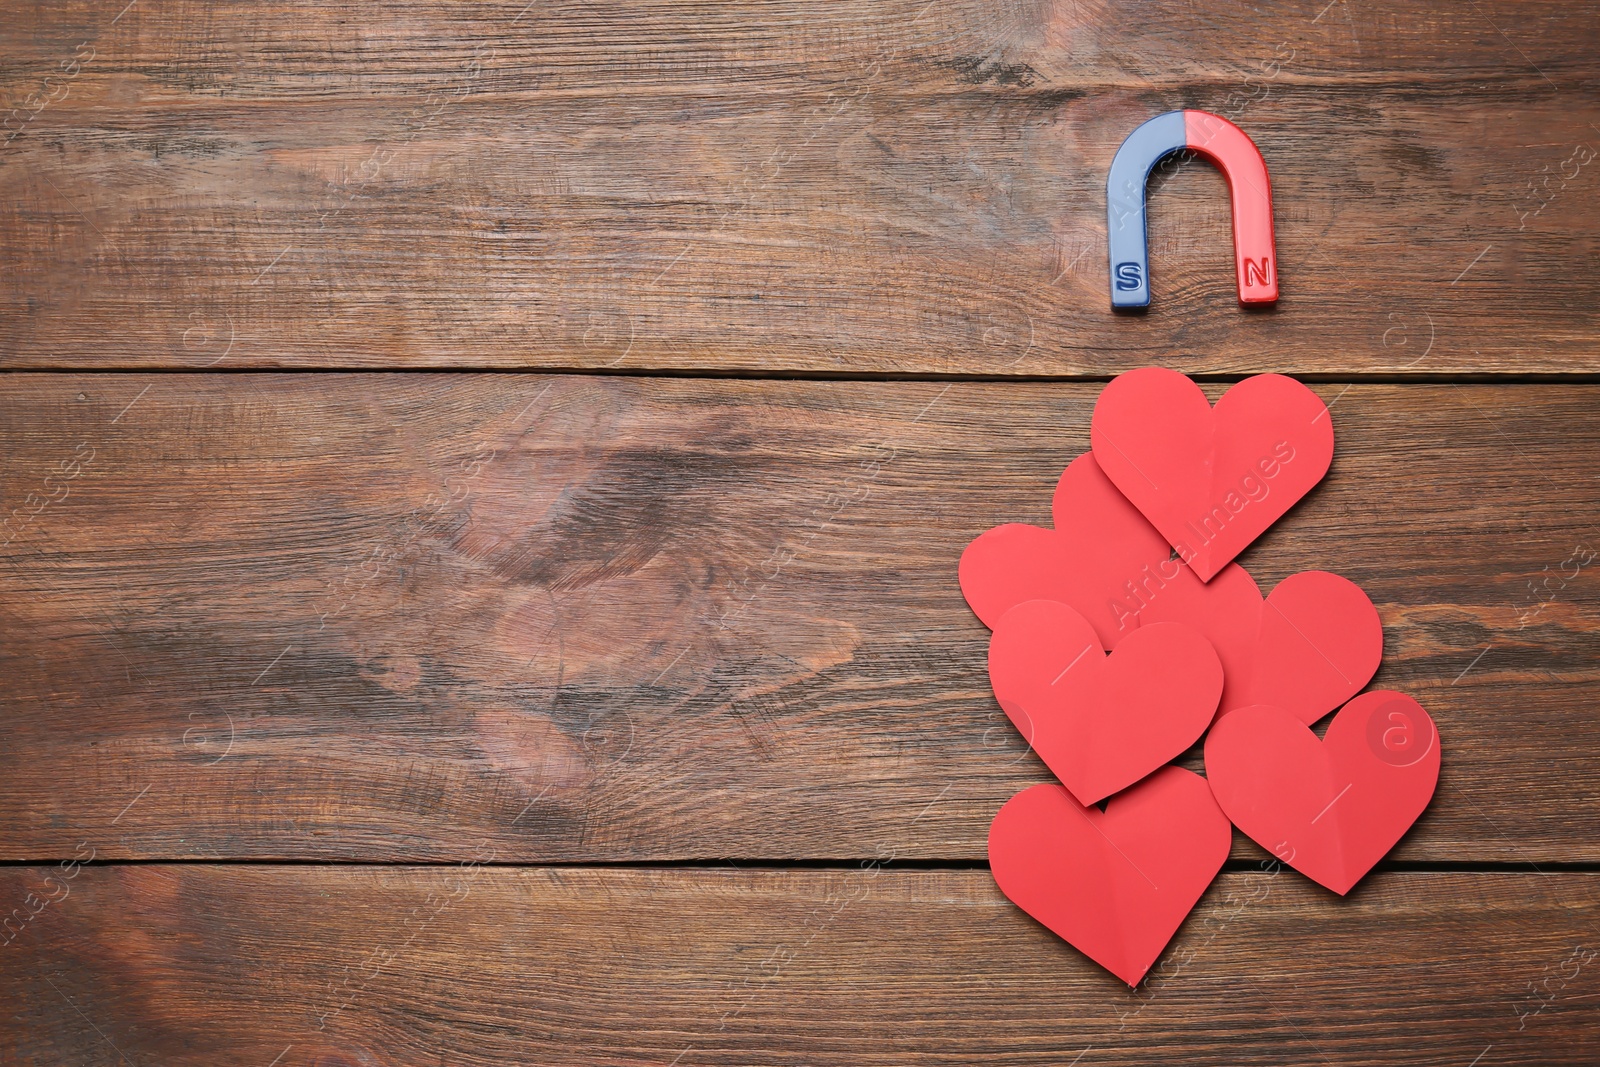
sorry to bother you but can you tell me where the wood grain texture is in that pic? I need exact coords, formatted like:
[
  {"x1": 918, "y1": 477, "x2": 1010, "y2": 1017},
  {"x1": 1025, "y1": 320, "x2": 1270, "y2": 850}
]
[
  {"x1": 2, "y1": 865, "x2": 1597, "y2": 1065},
  {"x1": 2, "y1": 0, "x2": 1597, "y2": 373},
  {"x1": 4, "y1": 0, "x2": 1597, "y2": 1060},
  {"x1": 1, "y1": 374, "x2": 1595, "y2": 863}
]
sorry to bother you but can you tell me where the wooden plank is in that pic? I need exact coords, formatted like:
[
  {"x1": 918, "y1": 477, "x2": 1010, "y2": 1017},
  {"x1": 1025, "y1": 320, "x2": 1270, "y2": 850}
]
[
  {"x1": 5, "y1": 0, "x2": 1595, "y2": 96},
  {"x1": 0, "y1": 375, "x2": 1595, "y2": 863},
  {"x1": 2, "y1": 866, "x2": 1597, "y2": 1064},
  {"x1": 1, "y1": 1, "x2": 1597, "y2": 373}
]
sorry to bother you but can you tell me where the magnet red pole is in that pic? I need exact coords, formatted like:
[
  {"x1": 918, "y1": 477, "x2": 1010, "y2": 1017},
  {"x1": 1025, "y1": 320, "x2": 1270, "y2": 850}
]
[{"x1": 1183, "y1": 110, "x2": 1277, "y2": 305}]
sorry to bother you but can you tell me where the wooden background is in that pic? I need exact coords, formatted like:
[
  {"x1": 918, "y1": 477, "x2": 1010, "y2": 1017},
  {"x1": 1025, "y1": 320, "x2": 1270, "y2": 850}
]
[{"x1": 2, "y1": 1, "x2": 1598, "y2": 1063}]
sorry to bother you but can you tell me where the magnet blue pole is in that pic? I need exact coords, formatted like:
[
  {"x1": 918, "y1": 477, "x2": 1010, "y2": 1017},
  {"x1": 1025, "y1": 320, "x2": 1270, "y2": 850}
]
[{"x1": 1106, "y1": 111, "x2": 1188, "y2": 309}]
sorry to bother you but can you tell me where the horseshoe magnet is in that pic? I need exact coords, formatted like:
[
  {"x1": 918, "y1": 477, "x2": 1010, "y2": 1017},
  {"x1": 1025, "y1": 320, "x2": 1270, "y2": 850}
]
[{"x1": 1107, "y1": 110, "x2": 1278, "y2": 309}]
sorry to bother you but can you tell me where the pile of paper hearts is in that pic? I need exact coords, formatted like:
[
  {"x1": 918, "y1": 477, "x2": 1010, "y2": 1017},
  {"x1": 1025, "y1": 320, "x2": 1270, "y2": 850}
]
[{"x1": 965, "y1": 367, "x2": 1441, "y2": 987}]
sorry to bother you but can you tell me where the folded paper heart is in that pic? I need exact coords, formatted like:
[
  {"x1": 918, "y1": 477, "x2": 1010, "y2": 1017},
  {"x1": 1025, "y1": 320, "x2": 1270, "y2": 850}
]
[
  {"x1": 1141, "y1": 568, "x2": 1383, "y2": 726},
  {"x1": 989, "y1": 600, "x2": 1223, "y2": 804},
  {"x1": 960, "y1": 454, "x2": 1381, "y2": 724},
  {"x1": 1090, "y1": 368, "x2": 1334, "y2": 581},
  {"x1": 960, "y1": 453, "x2": 1229, "y2": 636},
  {"x1": 988, "y1": 768, "x2": 1232, "y2": 987},
  {"x1": 1204, "y1": 691, "x2": 1441, "y2": 894}
]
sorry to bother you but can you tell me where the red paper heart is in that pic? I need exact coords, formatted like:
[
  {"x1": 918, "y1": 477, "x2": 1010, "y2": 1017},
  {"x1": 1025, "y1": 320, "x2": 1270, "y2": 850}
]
[
  {"x1": 1204, "y1": 691, "x2": 1441, "y2": 895},
  {"x1": 1090, "y1": 368, "x2": 1334, "y2": 581},
  {"x1": 1142, "y1": 569, "x2": 1383, "y2": 725},
  {"x1": 960, "y1": 455, "x2": 1380, "y2": 724},
  {"x1": 960, "y1": 453, "x2": 1234, "y2": 636},
  {"x1": 990, "y1": 600, "x2": 1223, "y2": 804},
  {"x1": 988, "y1": 768, "x2": 1232, "y2": 986}
]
